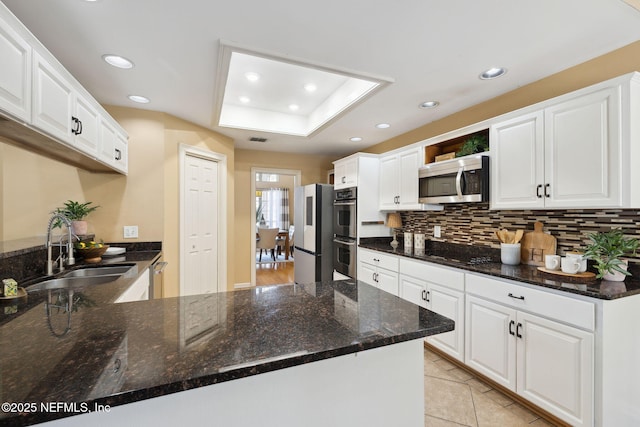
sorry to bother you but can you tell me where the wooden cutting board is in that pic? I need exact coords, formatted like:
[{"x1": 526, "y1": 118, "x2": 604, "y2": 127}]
[{"x1": 520, "y1": 221, "x2": 557, "y2": 266}]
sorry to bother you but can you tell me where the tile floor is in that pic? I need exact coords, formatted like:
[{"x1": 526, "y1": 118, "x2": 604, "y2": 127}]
[{"x1": 423, "y1": 346, "x2": 558, "y2": 427}]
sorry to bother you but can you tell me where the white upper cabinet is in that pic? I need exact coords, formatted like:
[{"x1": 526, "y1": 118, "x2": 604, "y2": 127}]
[
  {"x1": 0, "y1": 2, "x2": 127, "y2": 174},
  {"x1": 0, "y1": 11, "x2": 30, "y2": 122},
  {"x1": 379, "y1": 147, "x2": 426, "y2": 210},
  {"x1": 333, "y1": 157, "x2": 358, "y2": 189},
  {"x1": 491, "y1": 73, "x2": 640, "y2": 209},
  {"x1": 32, "y1": 51, "x2": 74, "y2": 144}
]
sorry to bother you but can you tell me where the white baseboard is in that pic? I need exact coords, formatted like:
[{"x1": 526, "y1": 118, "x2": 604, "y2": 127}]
[{"x1": 234, "y1": 282, "x2": 252, "y2": 290}]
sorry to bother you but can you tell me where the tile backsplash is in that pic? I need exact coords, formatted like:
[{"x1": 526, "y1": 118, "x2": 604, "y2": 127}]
[{"x1": 400, "y1": 203, "x2": 640, "y2": 267}]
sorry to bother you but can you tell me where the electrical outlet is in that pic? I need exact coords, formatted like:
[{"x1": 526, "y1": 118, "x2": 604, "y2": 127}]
[
  {"x1": 433, "y1": 225, "x2": 442, "y2": 238},
  {"x1": 123, "y1": 225, "x2": 138, "y2": 239}
]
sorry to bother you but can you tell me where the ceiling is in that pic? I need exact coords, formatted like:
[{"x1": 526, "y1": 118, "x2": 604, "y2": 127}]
[{"x1": 4, "y1": 0, "x2": 640, "y2": 156}]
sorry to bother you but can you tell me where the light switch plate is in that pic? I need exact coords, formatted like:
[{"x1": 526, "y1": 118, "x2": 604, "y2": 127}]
[
  {"x1": 433, "y1": 225, "x2": 441, "y2": 238},
  {"x1": 124, "y1": 225, "x2": 138, "y2": 239}
]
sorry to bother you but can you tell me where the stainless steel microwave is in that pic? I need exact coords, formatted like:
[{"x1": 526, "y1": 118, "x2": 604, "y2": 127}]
[{"x1": 418, "y1": 155, "x2": 489, "y2": 204}]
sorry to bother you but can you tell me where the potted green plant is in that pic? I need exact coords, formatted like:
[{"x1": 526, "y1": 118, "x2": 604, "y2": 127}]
[
  {"x1": 52, "y1": 200, "x2": 100, "y2": 235},
  {"x1": 583, "y1": 228, "x2": 639, "y2": 281},
  {"x1": 456, "y1": 134, "x2": 489, "y2": 157}
]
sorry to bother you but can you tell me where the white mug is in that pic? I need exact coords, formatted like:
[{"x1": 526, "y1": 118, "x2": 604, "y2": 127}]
[
  {"x1": 561, "y1": 257, "x2": 581, "y2": 274},
  {"x1": 544, "y1": 254, "x2": 561, "y2": 271},
  {"x1": 566, "y1": 252, "x2": 587, "y2": 273}
]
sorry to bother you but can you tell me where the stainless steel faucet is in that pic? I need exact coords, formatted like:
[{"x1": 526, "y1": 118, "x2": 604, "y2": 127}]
[{"x1": 46, "y1": 213, "x2": 76, "y2": 275}]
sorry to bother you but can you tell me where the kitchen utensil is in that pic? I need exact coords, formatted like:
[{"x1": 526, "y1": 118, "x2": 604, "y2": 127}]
[
  {"x1": 514, "y1": 229, "x2": 524, "y2": 244},
  {"x1": 520, "y1": 222, "x2": 557, "y2": 266},
  {"x1": 561, "y1": 257, "x2": 581, "y2": 274},
  {"x1": 501, "y1": 243, "x2": 521, "y2": 265},
  {"x1": 544, "y1": 254, "x2": 561, "y2": 270}
]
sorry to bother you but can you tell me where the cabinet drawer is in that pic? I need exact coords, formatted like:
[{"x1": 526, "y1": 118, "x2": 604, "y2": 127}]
[
  {"x1": 466, "y1": 273, "x2": 594, "y2": 331},
  {"x1": 358, "y1": 248, "x2": 399, "y2": 272},
  {"x1": 399, "y1": 258, "x2": 464, "y2": 292}
]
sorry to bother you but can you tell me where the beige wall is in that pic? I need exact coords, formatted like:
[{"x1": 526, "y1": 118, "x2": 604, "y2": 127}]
[
  {"x1": 364, "y1": 40, "x2": 640, "y2": 155},
  {"x1": 233, "y1": 149, "x2": 335, "y2": 285}
]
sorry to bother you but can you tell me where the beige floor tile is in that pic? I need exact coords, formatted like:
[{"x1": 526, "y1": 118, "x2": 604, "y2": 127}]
[
  {"x1": 424, "y1": 347, "x2": 442, "y2": 362},
  {"x1": 424, "y1": 357, "x2": 461, "y2": 382},
  {"x1": 470, "y1": 388, "x2": 530, "y2": 427},
  {"x1": 448, "y1": 367, "x2": 475, "y2": 382},
  {"x1": 505, "y1": 403, "x2": 539, "y2": 424},
  {"x1": 530, "y1": 416, "x2": 558, "y2": 426},
  {"x1": 465, "y1": 378, "x2": 493, "y2": 393},
  {"x1": 425, "y1": 376, "x2": 478, "y2": 427},
  {"x1": 425, "y1": 414, "x2": 472, "y2": 426},
  {"x1": 434, "y1": 358, "x2": 457, "y2": 371},
  {"x1": 482, "y1": 389, "x2": 514, "y2": 407}
]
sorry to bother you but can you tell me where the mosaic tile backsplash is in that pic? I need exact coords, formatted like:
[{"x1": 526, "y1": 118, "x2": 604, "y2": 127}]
[{"x1": 399, "y1": 203, "x2": 640, "y2": 268}]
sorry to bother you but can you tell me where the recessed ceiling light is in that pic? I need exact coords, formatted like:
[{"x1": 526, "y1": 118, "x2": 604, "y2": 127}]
[
  {"x1": 376, "y1": 123, "x2": 390, "y2": 129},
  {"x1": 304, "y1": 83, "x2": 317, "y2": 93},
  {"x1": 128, "y1": 95, "x2": 150, "y2": 104},
  {"x1": 239, "y1": 96, "x2": 250, "y2": 104},
  {"x1": 102, "y1": 54, "x2": 134, "y2": 69},
  {"x1": 350, "y1": 137, "x2": 363, "y2": 142},
  {"x1": 288, "y1": 104, "x2": 300, "y2": 111},
  {"x1": 244, "y1": 72, "x2": 260, "y2": 82},
  {"x1": 419, "y1": 101, "x2": 439, "y2": 109},
  {"x1": 479, "y1": 67, "x2": 507, "y2": 80}
]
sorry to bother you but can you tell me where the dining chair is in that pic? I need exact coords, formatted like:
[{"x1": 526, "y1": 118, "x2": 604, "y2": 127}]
[{"x1": 257, "y1": 227, "x2": 279, "y2": 262}]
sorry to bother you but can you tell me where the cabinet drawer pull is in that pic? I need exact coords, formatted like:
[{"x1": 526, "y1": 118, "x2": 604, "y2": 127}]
[
  {"x1": 516, "y1": 322, "x2": 523, "y2": 339},
  {"x1": 508, "y1": 293, "x2": 525, "y2": 300},
  {"x1": 509, "y1": 320, "x2": 515, "y2": 336}
]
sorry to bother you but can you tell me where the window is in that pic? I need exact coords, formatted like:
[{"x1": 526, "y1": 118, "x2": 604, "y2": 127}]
[
  {"x1": 256, "y1": 173, "x2": 279, "y2": 183},
  {"x1": 256, "y1": 188, "x2": 290, "y2": 230}
]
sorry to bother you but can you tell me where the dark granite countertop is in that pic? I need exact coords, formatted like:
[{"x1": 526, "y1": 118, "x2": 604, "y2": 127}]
[
  {"x1": 359, "y1": 239, "x2": 640, "y2": 300},
  {"x1": 0, "y1": 275, "x2": 453, "y2": 426}
]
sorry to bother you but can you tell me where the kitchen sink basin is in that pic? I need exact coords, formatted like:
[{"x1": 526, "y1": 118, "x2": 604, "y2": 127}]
[
  {"x1": 62, "y1": 264, "x2": 134, "y2": 278},
  {"x1": 26, "y1": 275, "x2": 119, "y2": 292}
]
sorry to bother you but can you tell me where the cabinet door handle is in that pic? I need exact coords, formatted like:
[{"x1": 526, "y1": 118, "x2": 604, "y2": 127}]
[
  {"x1": 536, "y1": 184, "x2": 543, "y2": 198},
  {"x1": 71, "y1": 117, "x2": 79, "y2": 135},
  {"x1": 77, "y1": 119, "x2": 82, "y2": 135},
  {"x1": 341, "y1": 176, "x2": 346, "y2": 184},
  {"x1": 421, "y1": 289, "x2": 427, "y2": 301},
  {"x1": 509, "y1": 320, "x2": 515, "y2": 336},
  {"x1": 544, "y1": 183, "x2": 550, "y2": 198},
  {"x1": 508, "y1": 293, "x2": 525, "y2": 301},
  {"x1": 115, "y1": 148, "x2": 122, "y2": 161},
  {"x1": 516, "y1": 322, "x2": 523, "y2": 339},
  {"x1": 425, "y1": 290, "x2": 430, "y2": 303}
]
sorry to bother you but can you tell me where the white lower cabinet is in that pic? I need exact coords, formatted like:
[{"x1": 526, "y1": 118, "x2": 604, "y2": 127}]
[
  {"x1": 465, "y1": 274, "x2": 594, "y2": 427},
  {"x1": 357, "y1": 248, "x2": 399, "y2": 296},
  {"x1": 399, "y1": 258, "x2": 465, "y2": 362},
  {"x1": 115, "y1": 270, "x2": 150, "y2": 303}
]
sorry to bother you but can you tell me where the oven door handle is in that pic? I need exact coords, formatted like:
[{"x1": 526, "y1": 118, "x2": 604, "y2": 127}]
[
  {"x1": 334, "y1": 200, "x2": 356, "y2": 206},
  {"x1": 333, "y1": 238, "x2": 356, "y2": 246},
  {"x1": 455, "y1": 167, "x2": 464, "y2": 199}
]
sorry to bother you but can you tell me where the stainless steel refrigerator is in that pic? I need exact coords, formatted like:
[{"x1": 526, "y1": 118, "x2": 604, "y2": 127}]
[{"x1": 294, "y1": 184, "x2": 334, "y2": 284}]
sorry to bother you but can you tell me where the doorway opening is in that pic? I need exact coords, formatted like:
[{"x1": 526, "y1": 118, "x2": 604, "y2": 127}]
[{"x1": 250, "y1": 167, "x2": 301, "y2": 286}]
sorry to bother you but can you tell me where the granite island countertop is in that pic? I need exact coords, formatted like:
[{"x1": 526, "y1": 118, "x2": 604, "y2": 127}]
[
  {"x1": 0, "y1": 276, "x2": 453, "y2": 426},
  {"x1": 359, "y1": 238, "x2": 640, "y2": 300}
]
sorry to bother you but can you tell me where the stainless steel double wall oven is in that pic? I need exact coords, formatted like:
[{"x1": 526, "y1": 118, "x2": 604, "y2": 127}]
[{"x1": 333, "y1": 187, "x2": 357, "y2": 279}]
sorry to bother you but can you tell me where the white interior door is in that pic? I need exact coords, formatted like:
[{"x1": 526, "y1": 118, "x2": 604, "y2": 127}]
[{"x1": 183, "y1": 154, "x2": 218, "y2": 295}]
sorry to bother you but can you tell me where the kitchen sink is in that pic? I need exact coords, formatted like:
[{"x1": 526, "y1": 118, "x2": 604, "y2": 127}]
[
  {"x1": 26, "y1": 275, "x2": 119, "y2": 292},
  {"x1": 62, "y1": 264, "x2": 134, "y2": 278}
]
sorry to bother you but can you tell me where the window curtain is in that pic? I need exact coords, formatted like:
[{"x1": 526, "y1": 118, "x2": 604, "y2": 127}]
[{"x1": 260, "y1": 188, "x2": 290, "y2": 230}]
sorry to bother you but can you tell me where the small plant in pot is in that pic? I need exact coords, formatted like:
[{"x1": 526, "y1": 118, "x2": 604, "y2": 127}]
[
  {"x1": 583, "y1": 228, "x2": 639, "y2": 281},
  {"x1": 52, "y1": 200, "x2": 100, "y2": 235}
]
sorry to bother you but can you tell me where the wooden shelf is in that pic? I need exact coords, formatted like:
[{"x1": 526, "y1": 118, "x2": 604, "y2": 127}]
[{"x1": 424, "y1": 129, "x2": 489, "y2": 164}]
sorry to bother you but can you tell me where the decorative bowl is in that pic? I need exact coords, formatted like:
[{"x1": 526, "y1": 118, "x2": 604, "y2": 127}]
[{"x1": 75, "y1": 245, "x2": 109, "y2": 263}]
